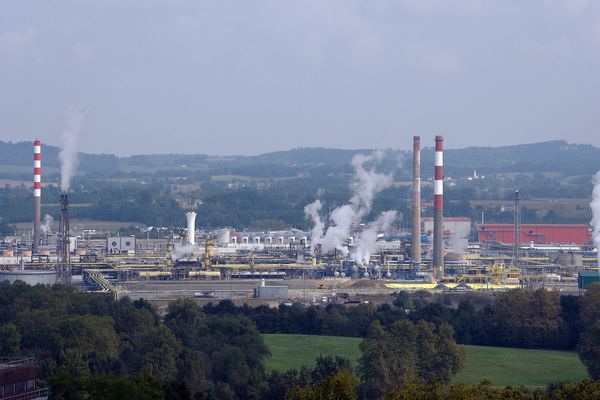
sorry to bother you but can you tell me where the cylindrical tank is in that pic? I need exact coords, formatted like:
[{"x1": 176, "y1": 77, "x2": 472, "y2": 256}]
[
  {"x1": 0, "y1": 270, "x2": 58, "y2": 285},
  {"x1": 217, "y1": 229, "x2": 231, "y2": 245},
  {"x1": 554, "y1": 252, "x2": 583, "y2": 267}
]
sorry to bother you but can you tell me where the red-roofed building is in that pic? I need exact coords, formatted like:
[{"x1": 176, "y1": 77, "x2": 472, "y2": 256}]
[{"x1": 478, "y1": 224, "x2": 591, "y2": 245}]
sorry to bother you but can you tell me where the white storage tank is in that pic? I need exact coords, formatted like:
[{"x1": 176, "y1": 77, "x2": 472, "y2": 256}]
[{"x1": 217, "y1": 229, "x2": 231, "y2": 245}]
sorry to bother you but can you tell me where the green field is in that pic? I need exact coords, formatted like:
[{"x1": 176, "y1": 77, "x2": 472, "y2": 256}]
[{"x1": 263, "y1": 334, "x2": 589, "y2": 387}]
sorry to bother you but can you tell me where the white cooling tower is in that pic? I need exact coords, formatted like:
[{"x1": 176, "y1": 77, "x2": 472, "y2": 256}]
[{"x1": 185, "y1": 212, "x2": 197, "y2": 245}]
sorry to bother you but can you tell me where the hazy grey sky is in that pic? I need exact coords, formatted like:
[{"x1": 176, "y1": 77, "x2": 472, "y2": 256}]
[{"x1": 1, "y1": 0, "x2": 599, "y2": 155}]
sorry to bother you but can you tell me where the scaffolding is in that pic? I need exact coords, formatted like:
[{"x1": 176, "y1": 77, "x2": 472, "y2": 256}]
[{"x1": 57, "y1": 193, "x2": 71, "y2": 285}]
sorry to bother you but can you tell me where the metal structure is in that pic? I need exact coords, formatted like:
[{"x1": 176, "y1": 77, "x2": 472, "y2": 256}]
[
  {"x1": 433, "y1": 135, "x2": 444, "y2": 277},
  {"x1": 513, "y1": 189, "x2": 520, "y2": 267},
  {"x1": 412, "y1": 136, "x2": 421, "y2": 269},
  {"x1": 57, "y1": 193, "x2": 71, "y2": 285},
  {"x1": 33, "y1": 140, "x2": 41, "y2": 252}
]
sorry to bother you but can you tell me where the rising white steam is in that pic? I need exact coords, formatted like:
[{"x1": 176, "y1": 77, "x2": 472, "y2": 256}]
[
  {"x1": 590, "y1": 171, "x2": 600, "y2": 268},
  {"x1": 308, "y1": 151, "x2": 395, "y2": 258},
  {"x1": 304, "y1": 199, "x2": 325, "y2": 253},
  {"x1": 351, "y1": 210, "x2": 397, "y2": 265},
  {"x1": 59, "y1": 107, "x2": 85, "y2": 192},
  {"x1": 40, "y1": 214, "x2": 54, "y2": 235},
  {"x1": 172, "y1": 243, "x2": 196, "y2": 260}
]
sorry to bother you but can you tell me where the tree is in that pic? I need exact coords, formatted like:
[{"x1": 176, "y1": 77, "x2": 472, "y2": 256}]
[
  {"x1": 579, "y1": 283, "x2": 600, "y2": 330},
  {"x1": 0, "y1": 323, "x2": 21, "y2": 357},
  {"x1": 311, "y1": 355, "x2": 353, "y2": 382},
  {"x1": 49, "y1": 372, "x2": 164, "y2": 400},
  {"x1": 486, "y1": 289, "x2": 562, "y2": 348},
  {"x1": 359, "y1": 321, "x2": 393, "y2": 399},
  {"x1": 359, "y1": 320, "x2": 464, "y2": 399},
  {"x1": 577, "y1": 321, "x2": 600, "y2": 380},
  {"x1": 577, "y1": 283, "x2": 600, "y2": 379},
  {"x1": 286, "y1": 370, "x2": 358, "y2": 400}
]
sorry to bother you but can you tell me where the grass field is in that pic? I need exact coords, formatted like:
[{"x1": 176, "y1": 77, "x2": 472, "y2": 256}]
[{"x1": 263, "y1": 334, "x2": 589, "y2": 387}]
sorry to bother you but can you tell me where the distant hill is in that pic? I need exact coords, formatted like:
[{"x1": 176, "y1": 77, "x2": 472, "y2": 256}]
[
  {"x1": 1, "y1": 140, "x2": 600, "y2": 179},
  {"x1": 0, "y1": 141, "x2": 119, "y2": 176},
  {"x1": 440, "y1": 141, "x2": 600, "y2": 176}
]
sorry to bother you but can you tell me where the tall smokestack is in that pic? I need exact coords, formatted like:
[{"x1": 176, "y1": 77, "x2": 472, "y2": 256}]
[
  {"x1": 433, "y1": 135, "x2": 444, "y2": 277},
  {"x1": 186, "y1": 212, "x2": 197, "y2": 245},
  {"x1": 412, "y1": 136, "x2": 421, "y2": 267},
  {"x1": 513, "y1": 189, "x2": 520, "y2": 267},
  {"x1": 33, "y1": 139, "x2": 41, "y2": 252}
]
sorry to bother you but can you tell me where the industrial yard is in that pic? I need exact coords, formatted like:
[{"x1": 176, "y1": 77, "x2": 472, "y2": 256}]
[{"x1": 0, "y1": 138, "x2": 597, "y2": 305}]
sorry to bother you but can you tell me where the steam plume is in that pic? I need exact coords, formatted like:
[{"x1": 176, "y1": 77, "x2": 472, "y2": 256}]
[
  {"x1": 41, "y1": 214, "x2": 54, "y2": 235},
  {"x1": 351, "y1": 210, "x2": 397, "y2": 265},
  {"x1": 311, "y1": 151, "x2": 394, "y2": 256},
  {"x1": 172, "y1": 243, "x2": 196, "y2": 260},
  {"x1": 59, "y1": 106, "x2": 85, "y2": 192},
  {"x1": 590, "y1": 171, "x2": 600, "y2": 268},
  {"x1": 304, "y1": 199, "x2": 324, "y2": 253}
]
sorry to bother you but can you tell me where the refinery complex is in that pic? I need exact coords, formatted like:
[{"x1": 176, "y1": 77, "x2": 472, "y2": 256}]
[{"x1": 0, "y1": 137, "x2": 598, "y2": 303}]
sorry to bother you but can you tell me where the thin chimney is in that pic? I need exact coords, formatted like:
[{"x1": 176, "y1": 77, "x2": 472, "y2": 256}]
[
  {"x1": 433, "y1": 135, "x2": 444, "y2": 277},
  {"x1": 412, "y1": 136, "x2": 421, "y2": 266},
  {"x1": 33, "y1": 139, "x2": 41, "y2": 252}
]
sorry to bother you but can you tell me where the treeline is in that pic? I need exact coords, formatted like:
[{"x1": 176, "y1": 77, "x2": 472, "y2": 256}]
[
  {"x1": 0, "y1": 281, "x2": 464, "y2": 400},
  {"x1": 288, "y1": 376, "x2": 600, "y2": 400},
  {"x1": 2, "y1": 282, "x2": 600, "y2": 399},
  {"x1": 0, "y1": 281, "x2": 270, "y2": 399},
  {"x1": 202, "y1": 289, "x2": 581, "y2": 350}
]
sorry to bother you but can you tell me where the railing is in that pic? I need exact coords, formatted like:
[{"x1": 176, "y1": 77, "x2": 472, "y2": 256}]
[
  {"x1": 3, "y1": 388, "x2": 49, "y2": 400},
  {"x1": 0, "y1": 357, "x2": 35, "y2": 368}
]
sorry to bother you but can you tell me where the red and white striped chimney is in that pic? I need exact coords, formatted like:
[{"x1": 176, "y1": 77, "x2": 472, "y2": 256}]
[
  {"x1": 433, "y1": 135, "x2": 444, "y2": 276},
  {"x1": 33, "y1": 139, "x2": 41, "y2": 252}
]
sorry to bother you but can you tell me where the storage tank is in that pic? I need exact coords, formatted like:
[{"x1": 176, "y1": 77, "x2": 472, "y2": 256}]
[
  {"x1": 0, "y1": 270, "x2": 58, "y2": 285},
  {"x1": 217, "y1": 229, "x2": 231, "y2": 245},
  {"x1": 551, "y1": 252, "x2": 583, "y2": 267}
]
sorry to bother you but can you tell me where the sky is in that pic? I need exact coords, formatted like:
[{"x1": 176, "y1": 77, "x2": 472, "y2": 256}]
[{"x1": 0, "y1": 0, "x2": 599, "y2": 156}]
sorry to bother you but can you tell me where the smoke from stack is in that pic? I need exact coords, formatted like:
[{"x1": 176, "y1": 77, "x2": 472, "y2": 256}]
[
  {"x1": 412, "y1": 136, "x2": 421, "y2": 265},
  {"x1": 33, "y1": 140, "x2": 42, "y2": 252},
  {"x1": 59, "y1": 107, "x2": 85, "y2": 192},
  {"x1": 433, "y1": 135, "x2": 444, "y2": 276},
  {"x1": 590, "y1": 171, "x2": 600, "y2": 269},
  {"x1": 305, "y1": 151, "x2": 396, "y2": 259}
]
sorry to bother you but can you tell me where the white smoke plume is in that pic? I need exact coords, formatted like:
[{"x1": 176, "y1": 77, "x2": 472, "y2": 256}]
[
  {"x1": 351, "y1": 210, "x2": 397, "y2": 266},
  {"x1": 40, "y1": 214, "x2": 54, "y2": 235},
  {"x1": 304, "y1": 199, "x2": 325, "y2": 253},
  {"x1": 348, "y1": 151, "x2": 392, "y2": 219},
  {"x1": 311, "y1": 151, "x2": 394, "y2": 256},
  {"x1": 59, "y1": 106, "x2": 85, "y2": 192},
  {"x1": 590, "y1": 171, "x2": 600, "y2": 268},
  {"x1": 172, "y1": 243, "x2": 196, "y2": 260}
]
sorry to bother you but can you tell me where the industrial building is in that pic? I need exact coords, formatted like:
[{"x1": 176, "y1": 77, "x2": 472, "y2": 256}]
[
  {"x1": 478, "y1": 224, "x2": 591, "y2": 246},
  {"x1": 0, "y1": 358, "x2": 48, "y2": 399},
  {"x1": 1, "y1": 138, "x2": 599, "y2": 302}
]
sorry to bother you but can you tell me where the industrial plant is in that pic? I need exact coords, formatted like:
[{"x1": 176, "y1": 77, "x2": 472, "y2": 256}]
[{"x1": 0, "y1": 138, "x2": 598, "y2": 304}]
